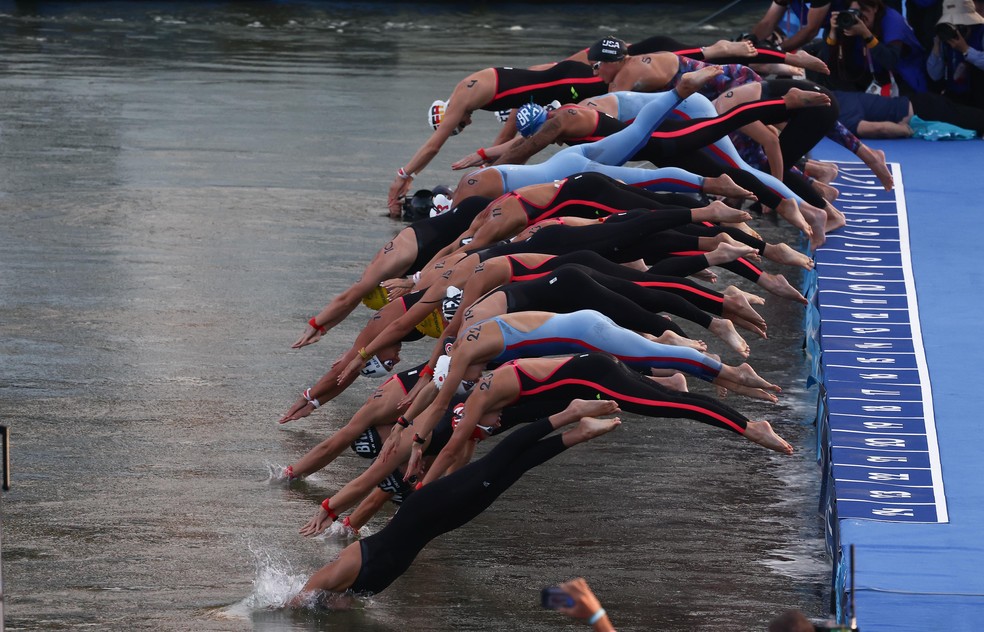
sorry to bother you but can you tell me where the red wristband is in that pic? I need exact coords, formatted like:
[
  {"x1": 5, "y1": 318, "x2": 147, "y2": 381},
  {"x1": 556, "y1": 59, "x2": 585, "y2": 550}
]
[
  {"x1": 419, "y1": 365, "x2": 434, "y2": 379},
  {"x1": 396, "y1": 416, "x2": 411, "y2": 428},
  {"x1": 321, "y1": 498, "x2": 338, "y2": 521},
  {"x1": 414, "y1": 481, "x2": 423, "y2": 491},
  {"x1": 308, "y1": 317, "x2": 326, "y2": 335},
  {"x1": 285, "y1": 465, "x2": 297, "y2": 481},
  {"x1": 476, "y1": 147, "x2": 489, "y2": 161}
]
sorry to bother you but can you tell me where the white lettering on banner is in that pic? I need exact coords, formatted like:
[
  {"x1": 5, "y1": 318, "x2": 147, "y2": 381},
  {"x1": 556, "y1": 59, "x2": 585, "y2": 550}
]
[
  {"x1": 853, "y1": 327, "x2": 890, "y2": 334},
  {"x1": 851, "y1": 299, "x2": 889, "y2": 306},
  {"x1": 863, "y1": 405, "x2": 902, "y2": 412},
  {"x1": 857, "y1": 357, "x2": 896, "y2": 364},
  {"x1": 860, "y1": 373, "x2": 899, "y2": 380},
  {"x1": 869, "y1": 472, "x2": 911, "y2": 481},
  {"x1": 849, "y1": 284, "x2": 886, "y2": 291},
  {"x1": 853, "y1": 313, "x2": 889, "y2": 319},
  {"x1": 846, "y1": 257, "x2": 884, "y2": 262},
  {"x1": 853, "y1": 218, "x2": 880, "y2": 223},
  {"x1": 864, "y1": 421, "x2": 904, "y2": 429},
  {"x1": 865, "y1": 437, "x2": 907, "y2": 447},
  {"x1": 871, "y1": 490, "x2": 912, "y2": 499},
  {"x1": 845, "y1": 231, "x2": 880, "y2": 236},
  {"x1": 856, "y1": 343, "x2": 893, "y2": 349},
  {"x1": 862, "y1": 388, "x2": 901, "y2": 395},
  {"x1": 847, "y1": 272, "x2": 884, "y2": 278},
  {"x1": 872, "y1": 508, "x2": 915, "y2": 517},
  {"x1": 867, "y1": 456, "x2": 908, "y2": 462}
]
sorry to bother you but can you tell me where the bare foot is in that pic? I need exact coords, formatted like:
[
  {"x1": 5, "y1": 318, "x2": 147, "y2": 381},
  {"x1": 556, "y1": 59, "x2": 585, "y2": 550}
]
[
  {"x1": 744, "y1": 420, "x2": 793, "y2": 455},
  {"x1": 650, "y1": 330, "x2": 707, "y2": 352},
  {"x1": 676, "y1": 66, "x2": 725, "y2": 99},
  {"x1": 774, "y1": 197, "x2": 815, "y2": 244},
  {"x1": 733, "y1": 362, "x2": 781, "y2": 391},
  {"x1": 691, "y1": 268, "x2": 718, "y2": 284},
  {"x1": 801, "y1": 202, "x2": 827, "y2": 250},
  {"x1": 702, "y1": 39, "x2": 756, "y2": 59},
  {"x1": 563, "y1": 416, "x2": 622, "y2": 446},
  {"x1": 729, "y1": 315, "x2": 768, "y2": 339},
  {"x1": 693, "y1": 199, "x2": 752, "y2": 224},
  {"x1": 813, "y1": 180, "x2": 839, "y2": 202},
  {"x1": 702, "y1": 174, "x2": 756, "y2": 199},
  {"x1": 805, "y1": 159, "x2": 839, "y2": 184},
  {"x1": 723, "y1": 292, "x2": 767, "y2": 332},
  {"x1": 724, "y1": 221, "x2": 763, "y2": 241},
  {"x1": 709, "y1": 317, "x2": 750, "y2": 358},
  {"x1": 648, "y1": 372, "x2": 690, "y2": 392},
  {"x1": 783, "y1": 87, "x2": 832, "y2": 109},
  {"x1": 714, "y1": 378, "x2": 779, "y2": 402},
  {"x1": 758, "y1": 272, "x2": 808, "y2": 305},
  {"x1": 857, "y1": 144, "x2": 894, "y2": 190},
  {"x1": 558, "y1": 398, "x2": 622, "y2": 426},
  {"x1": 824, "y1": 202, "x2": 846, "y2": 233},
  {"x1": 763, "y1": 242, "x2": 814, "y2": 270},
  {"x1": 724, "y1": 284, "x2": 766, "y2": 305},
  {"x1": 706, "y1": 241, "x2": 759, "y2": 266},
  {"x1": 785, "y1": 49, "x2": 830, "y2": 75}
]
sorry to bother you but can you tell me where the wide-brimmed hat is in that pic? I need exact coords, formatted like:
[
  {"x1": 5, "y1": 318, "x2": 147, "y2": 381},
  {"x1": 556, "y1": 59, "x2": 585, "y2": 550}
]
[{"x1": 939, "y1": 0, "x2": 984, "y2": 26}]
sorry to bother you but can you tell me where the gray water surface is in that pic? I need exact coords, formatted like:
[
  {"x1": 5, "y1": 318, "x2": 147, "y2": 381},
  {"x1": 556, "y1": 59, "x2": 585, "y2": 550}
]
[{"x1": 0, "y1": 2, "x2": 828, "y2": 630}]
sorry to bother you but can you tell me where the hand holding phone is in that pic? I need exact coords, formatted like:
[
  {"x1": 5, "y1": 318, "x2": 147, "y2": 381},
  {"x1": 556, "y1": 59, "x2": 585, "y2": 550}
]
[{"x1": 540, "y1": 586, "x2": 575, "y2": 610}]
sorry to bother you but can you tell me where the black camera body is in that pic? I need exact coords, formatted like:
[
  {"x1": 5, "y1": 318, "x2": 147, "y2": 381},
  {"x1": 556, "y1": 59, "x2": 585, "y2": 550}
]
[
  {"x1": 836, "y1": 8, "x2": 862, "y2": 30},
  {"x1": 935, "y1": 22, "x2": 960, "y2": 41}
]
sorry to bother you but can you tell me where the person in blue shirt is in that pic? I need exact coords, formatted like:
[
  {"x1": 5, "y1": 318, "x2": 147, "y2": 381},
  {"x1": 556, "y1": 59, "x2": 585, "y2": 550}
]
[
  {"x1": 927, "y1": 0, "x2": 984, "y2": 109},
  {"x1": 821, "y1": 0, "x2": 929, "y2": 95}
]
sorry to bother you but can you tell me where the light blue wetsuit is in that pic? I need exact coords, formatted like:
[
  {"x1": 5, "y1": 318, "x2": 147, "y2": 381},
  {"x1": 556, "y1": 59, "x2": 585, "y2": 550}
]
[
  {"x1": 612, "y1": 91, "x2": 804, "y2": 205},
  {"x1": 487, "y1": 88, "x2": 704, "y2": 194},
  {"x1": 484, "y1": 310, "x2": 722, "y2": 382}
]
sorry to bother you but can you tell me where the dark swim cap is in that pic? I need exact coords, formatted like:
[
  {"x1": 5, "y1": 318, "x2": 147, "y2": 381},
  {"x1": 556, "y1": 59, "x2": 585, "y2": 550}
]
[
  {"x1": 516, "y1": 103, "x2": 548, "y2": 137},
  {"x1": 587, "y1": 36, "x2": 627, "y2": 62}
]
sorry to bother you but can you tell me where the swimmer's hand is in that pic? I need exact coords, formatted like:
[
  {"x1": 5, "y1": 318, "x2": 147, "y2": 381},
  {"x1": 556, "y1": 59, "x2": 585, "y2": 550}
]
[
  {"x1": 292, "y1": 322, "x2": 325, "y2": 349},
  {"x1": 388, "y1": 176, "x2": 412, "y2": 219},
  {"x1": 278, "y1": 395, "x2": 316, "y2": 424},
  {"x1": 404, "y1": 442, "x2": 425, "y2": 482},
  {"x1": 379, "y1": 424, "x2": 405, "y2": 463},
  {"x1": 337, "y1": 356, "x2": 364, "y2": 385},
  {"x1": 381, "y1": 277, "x2": 414, "y2": 300},
  {"x1": 451, "y1": 151, "x2": 486, "y2": 170},
  {"x1": 299, "y1": 507, "x2": 334, "y2": 537}
]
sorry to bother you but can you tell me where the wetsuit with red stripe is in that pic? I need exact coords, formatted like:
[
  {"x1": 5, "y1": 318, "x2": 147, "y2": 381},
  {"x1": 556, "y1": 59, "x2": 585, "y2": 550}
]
[
  {"x1": 506, "y1": 352, "x2": 749, "y2": 434},
  {"x1": 511, "y1": 172, "x2": 693, "y2": 227},
  {"x1": 484, "y1": 61, "x2": 608, "y2": 111}
]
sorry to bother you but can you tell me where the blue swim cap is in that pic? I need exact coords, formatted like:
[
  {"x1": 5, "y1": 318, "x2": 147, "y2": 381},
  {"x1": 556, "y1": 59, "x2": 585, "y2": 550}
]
[{"x1": 516, "y1": 103, "x2": 547, "y2": 137}]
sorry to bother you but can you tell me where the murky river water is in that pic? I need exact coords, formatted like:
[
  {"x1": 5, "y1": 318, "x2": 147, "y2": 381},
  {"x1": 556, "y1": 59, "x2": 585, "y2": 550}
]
[{"x1": 0, "y1": 2, "x2": 829, "y2": 630}]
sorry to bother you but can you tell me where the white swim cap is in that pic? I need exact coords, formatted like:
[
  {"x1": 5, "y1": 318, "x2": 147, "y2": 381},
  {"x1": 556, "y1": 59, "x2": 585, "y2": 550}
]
[
  {"x1": 441, "y1": 285, "x2": 464, "y2": 321},
  {"x1": 433, "y1": 354, "x2": 452, "y2": 390},
  {"x1": 360, "y1": 355, "x2": 395, "y2": 378}
]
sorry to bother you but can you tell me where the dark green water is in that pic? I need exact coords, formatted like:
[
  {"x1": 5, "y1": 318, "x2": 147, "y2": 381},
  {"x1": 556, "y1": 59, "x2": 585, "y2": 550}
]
[{"x1": 0, "y1": 2, "x2": 828, "y2": 630}]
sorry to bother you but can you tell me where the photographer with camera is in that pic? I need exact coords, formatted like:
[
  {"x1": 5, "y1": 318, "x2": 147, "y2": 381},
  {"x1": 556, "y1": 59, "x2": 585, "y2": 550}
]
[
  {"x1": 819, "y1": 0, "x2": 929, "y2": 96},
  {"x1": 927, "y1": 0, "x2": 984, "y2": 109}
]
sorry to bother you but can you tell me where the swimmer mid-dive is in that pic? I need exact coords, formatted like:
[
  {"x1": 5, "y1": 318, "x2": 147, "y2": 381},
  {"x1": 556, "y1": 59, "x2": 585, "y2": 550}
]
[{"x1": 290, "y1": 398, "x2": 623, "y2": 602}]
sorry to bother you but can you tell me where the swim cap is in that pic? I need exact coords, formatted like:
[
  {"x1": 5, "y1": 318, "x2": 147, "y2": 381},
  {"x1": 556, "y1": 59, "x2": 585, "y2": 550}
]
[
  {"x1": 428, "y1": 99, "x2": 463, "y2": 135},
  {"x1": 516, "y1": 103, "x2": 548, "y2": 138},
  {"x1": 361, "y1": 285, "x2": 390, "y2": 310},
  {"x1": 441, "y1": 285, "x2": 464, "y2": 321},
  {"x1": 433, "y1": 354, "x2": 452, "y2": 391},
  {"x1": 351, "y1": 426, "x2": 383, "y2": 459},
  {"x1": 414, "y1": 308, "x2": 446, "y2": 338},
  {"x1": 429, "y1": 185, "x2": 454, "y2": 217},
  {"x1": 360, "y1": 355, "x2": 395, "y2": 378},
  {"x1": 587, "y1": 36, "x2": 628, "y2": 62}
]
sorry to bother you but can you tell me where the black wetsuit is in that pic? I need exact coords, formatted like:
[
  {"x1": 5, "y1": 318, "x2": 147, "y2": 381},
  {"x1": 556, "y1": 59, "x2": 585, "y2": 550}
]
[
  {"x1": 350, "y1": 414, "x2": 574, "y2": 595},
  {"x1": 470, "y1": 264, "x2": 719, "y2": 337},
  {"x1": 500, "y1": 250, "x2": 730, "y2": 315},
  {"x1": 509, "y1": 172, "x2": 688, "y2": 226},
  {"x1": 502, "y1": 352, "x2": 749, "y2": 434},
  {"x1": 408, "y1": 196, "x2": 491, "y2": 273},
  {"x1": 484, "y1": 61, "x2": 608, "y2": 110},
  {"x1": 474, "y1": 208, "x2": 763, "y2": 284},
  {"x1": 627, "y1": 35, "x2": 791, "y2": 66}
]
